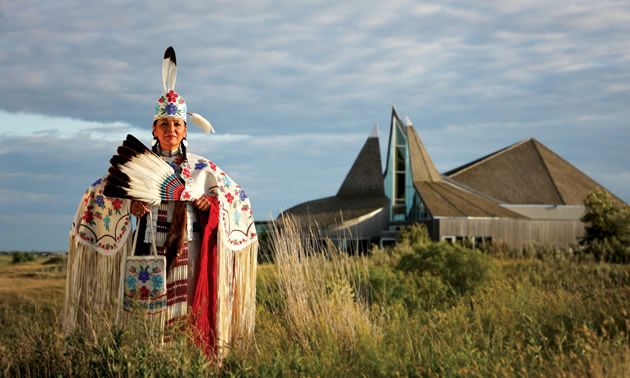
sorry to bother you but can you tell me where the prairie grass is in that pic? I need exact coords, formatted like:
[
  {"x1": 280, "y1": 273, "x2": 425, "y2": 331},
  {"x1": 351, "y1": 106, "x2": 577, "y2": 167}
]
[
  {"x1": 1, "y1": 222, "x2": 630, "y2": 376},
  {"x1": 0, "y1": 256, "x2": 218, "y2": 377}
]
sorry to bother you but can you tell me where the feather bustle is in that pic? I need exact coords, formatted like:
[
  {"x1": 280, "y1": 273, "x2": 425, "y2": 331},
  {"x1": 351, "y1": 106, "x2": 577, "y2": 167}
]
[
  {"x1": 122, "y1": 134, "x2": 152, "y2": 153},
  {"x1": 104, "y1": 134, "x2": 188, "y2": 207},
  {"x1": 105, "y1": 167, "x2": 131, "y2": 188},
  {"x1": 102, "y1": 186, "x2": 130, "y2": 199}
]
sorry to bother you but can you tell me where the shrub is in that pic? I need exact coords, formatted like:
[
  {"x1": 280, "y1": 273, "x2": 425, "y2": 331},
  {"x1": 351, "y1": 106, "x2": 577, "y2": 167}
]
[
  {"x1": 580, "y1": 188, "x2": 630, "y2": 263},
  {"x1": 368, "y1": 241, "x2": 414, "y2": 267},
  {"x1": 11, "y1": 251, "x2": 35, "y2": 264},
  {"x1": 397, "y1": 242, "x2": 494, "y2": 296},
  {"x1": 368, "y1": 242, "x2": 494, "y2": 311},
  {"x1": 396, "y1": 223, "x2": 431, "y2": 246}
]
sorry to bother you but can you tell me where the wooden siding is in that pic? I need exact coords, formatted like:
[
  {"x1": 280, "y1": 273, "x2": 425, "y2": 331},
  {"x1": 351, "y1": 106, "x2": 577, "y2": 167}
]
[
  {"x1": 426, "y1": 218, "x2": 585, "y2": 248},
  {"x1": 502, "y1": 205, "x2": 585, "y2": 220}
]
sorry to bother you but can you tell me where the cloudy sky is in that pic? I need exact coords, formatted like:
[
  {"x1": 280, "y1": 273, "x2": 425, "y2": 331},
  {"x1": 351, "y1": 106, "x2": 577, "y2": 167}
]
[{"x1": 1, "y1": 0, "x2": 629, "y2": 251}]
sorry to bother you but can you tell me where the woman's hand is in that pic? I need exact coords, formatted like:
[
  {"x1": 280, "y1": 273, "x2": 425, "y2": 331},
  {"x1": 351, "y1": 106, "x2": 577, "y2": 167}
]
[
  {"x1": 131, "y1": 200, "x2": 149, "y2": 218},
  {"x1": 194, "y1": 197, "x2": 212, "y2": 211}
]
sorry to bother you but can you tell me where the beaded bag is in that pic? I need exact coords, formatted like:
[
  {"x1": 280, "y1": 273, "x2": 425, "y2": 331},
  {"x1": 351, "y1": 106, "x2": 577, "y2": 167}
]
[{"x1": 122, "y1": 211, "x2": 167, "y2": 319}]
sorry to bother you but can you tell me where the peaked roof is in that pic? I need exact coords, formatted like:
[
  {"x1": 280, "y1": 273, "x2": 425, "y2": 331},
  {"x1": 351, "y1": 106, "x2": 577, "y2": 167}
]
[
  {"x1": 415, "y1": 181, "x2": 527, "y2": 218},
  {"x1": 407, "y1": 126, "x2": 442, "y2": 182},
  {"x1": 399, "y1": 121, "x2": 523, "y2": 219},
  {"x1": 383, "y1": 107, "x2": 442, "y2": 182},
  {"x1": 337, "y1": 132, "x2": 385, "y2": 196},
  {"x1": 282, "y1": 128, "x2": 389, "y2": 228},
  {"x1": 445, "y1": 138, "x2": 625, "y2": 206}
]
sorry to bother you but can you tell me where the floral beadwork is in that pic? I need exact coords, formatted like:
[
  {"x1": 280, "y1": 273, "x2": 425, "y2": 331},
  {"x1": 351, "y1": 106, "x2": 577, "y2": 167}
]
[
  {"x1": 112, "y1": 198, "x2": 122, "y2": 214},
  {"x1": 126, "y1": 275, "x2": 136, "y2": 288},
  {"x1": 124, "y1": 261, "x2": 166, "y2": 314},
  {"x1": 73, "y1": 150, "x2": 258, "y2": 254},
  {"x1": 154, "y1": 90, "x2": 186, "y2": 121},
  {"x1": 165, "y1": 103, "x2": 178, "y2": 115},
  {"x1": 166, "y1": 90, "x2": 179, "y2": 103},
  {"x1": 151, "y1": 275, "x2": 164, "y2": 288},
  {"x1": 72, "y1": 175, "x2": 131, "y2": 255},
  {"x1": 195, "y1": 160, "x2": 208, "y2": 170},
  {"x1": 95, "y1": 195, "x2": 105, "y2": 208},
  {"x1": 138, "y1": 269, "x2": 151, "y2": 283},
  {"x1": 239, "y1": 190, "x2": 248, "y2": 201}
]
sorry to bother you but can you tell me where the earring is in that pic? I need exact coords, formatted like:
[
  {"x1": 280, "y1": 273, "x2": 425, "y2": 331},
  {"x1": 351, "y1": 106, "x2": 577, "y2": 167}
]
[
  {"x1": 182, "y1": 137, "x2": 188, "y2": 148},
  {"x1": 152, "y1": 133, "x2": 158, "y2": 147}
]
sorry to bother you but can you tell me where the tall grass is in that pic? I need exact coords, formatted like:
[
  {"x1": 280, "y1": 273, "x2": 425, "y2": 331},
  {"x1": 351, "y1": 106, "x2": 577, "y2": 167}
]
[
  {"x1": 231, "y1": 216, "x2": 376, "y2": 376},
  {"x1": 1, "y1": 221, "x2": 630, "y2": 376},
  {"x1": 228, "y1": 219, "x2": 630, "y2": 376}
]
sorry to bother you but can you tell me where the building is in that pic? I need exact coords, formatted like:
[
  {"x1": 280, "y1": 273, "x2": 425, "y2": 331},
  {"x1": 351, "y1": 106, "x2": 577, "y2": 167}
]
[
  {"x1": 279, "y1": 126, "x2": 390, "y2": 252},
  {"x1": 281, "y1": 107, "x2": 626, "y2": 250}
]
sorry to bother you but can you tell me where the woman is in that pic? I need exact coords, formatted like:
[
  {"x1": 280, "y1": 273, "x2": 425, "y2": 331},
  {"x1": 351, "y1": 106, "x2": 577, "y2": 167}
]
[{"x1": 64, "y1": 46, "x2": 258, "y2": 358}]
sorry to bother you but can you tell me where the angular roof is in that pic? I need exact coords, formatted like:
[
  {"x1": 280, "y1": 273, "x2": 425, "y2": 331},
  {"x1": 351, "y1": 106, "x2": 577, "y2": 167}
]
[
  {"x1": 282, "y1": 128, "x2": 389, "y2": 228},
  {"x1": 403, "y1": 122, "x2": 524, "y2": 219},
  {"x1": 444, "y1": 138, "x2": 625, "y2": 206},
  {"x1": 281, "y1": 195, "x2": 390, "y2": 229},
  {"x1": 337, "y1": 127, "x2": 385, "y2": 196},
  {"x1": 415, "y1": 181, "x2": 526, "y2": 218},
  {"x1": 407, "y1": 125, "x2": 442, "y2": 182}
]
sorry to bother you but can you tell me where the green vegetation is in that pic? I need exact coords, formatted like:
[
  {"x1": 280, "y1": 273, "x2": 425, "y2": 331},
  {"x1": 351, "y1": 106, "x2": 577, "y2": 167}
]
[
  {"x1": 580, "y1": 188, "x2": 630, "y2": 263},
  {"x1": 396, "y1": 222, "x2": 431, "y2": 246},
  {"x1": 11, "y1": 251, "x2": 36, "y2": 264},
  {"x1": 368, "y1": 241, "x2": 494, "y2": 312},
  {"x1": 1, "y1": 218, "x2": 630, "y2": 376}
]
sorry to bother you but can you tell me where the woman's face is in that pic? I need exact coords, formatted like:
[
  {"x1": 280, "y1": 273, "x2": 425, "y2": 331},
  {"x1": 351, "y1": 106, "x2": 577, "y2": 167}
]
[{"x1": 153, "y1": 117, "x2": 187, "y2": 151}]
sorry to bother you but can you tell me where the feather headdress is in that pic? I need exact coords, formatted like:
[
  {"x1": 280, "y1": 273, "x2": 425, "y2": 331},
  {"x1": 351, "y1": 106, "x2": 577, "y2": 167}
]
[
  {"x1": 153, "y1": 46, "x2": 215, "y2": 134},
  {"x1": 103, "y1": 134, "x2": 186, "y2": 206},
  {"x1": 162, "y1": 46, "x2": 177, "y2": 93}
]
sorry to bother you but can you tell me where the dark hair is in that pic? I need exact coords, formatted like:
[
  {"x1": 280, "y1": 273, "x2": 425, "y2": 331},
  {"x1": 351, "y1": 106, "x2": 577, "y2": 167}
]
[{"x1": 180, "y1": 137, "x2": 188, "y2": 161}]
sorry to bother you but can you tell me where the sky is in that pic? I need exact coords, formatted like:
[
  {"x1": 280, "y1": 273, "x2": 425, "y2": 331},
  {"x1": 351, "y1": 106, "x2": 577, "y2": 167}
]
[{"x1": 1, "y1": 0, "x2": 629, "y2": 251}]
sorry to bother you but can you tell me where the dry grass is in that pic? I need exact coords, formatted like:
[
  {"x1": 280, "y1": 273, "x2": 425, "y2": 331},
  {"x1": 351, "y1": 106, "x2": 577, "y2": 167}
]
[
  {"x1": 256, "y1": 216, "x2": 373, "y2": 357},
  {"x1": 0, "y1": 255, "x2": 65, "y2": 310},
  {"x1": 1, "y1": 224, "x2": 630, "y2": 376}
]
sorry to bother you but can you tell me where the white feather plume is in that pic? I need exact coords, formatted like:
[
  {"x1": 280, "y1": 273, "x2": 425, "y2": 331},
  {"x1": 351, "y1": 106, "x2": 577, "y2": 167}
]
[
  {"x1": 162, "y1": 46, "x2": 177, "y2": 93},
  {"x1": 104, "y1": 135, "x2": 187, "y2": 207},
  {"x1": 188, "y1": 112, "x2": 215, "y2": 134},
  {"x1": 116, "y1": 154, "x2": 176, "y2": 207}
]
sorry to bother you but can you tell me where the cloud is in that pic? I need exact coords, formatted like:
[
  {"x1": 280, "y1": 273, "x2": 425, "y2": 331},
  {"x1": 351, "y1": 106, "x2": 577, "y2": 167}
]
[
  {"x1": 0, "y1": 188, "x2": 54, "y2": 203},
  {"x1": 1, "y1": 0, "x2": 630, "y2": 249},
  {"x1": 0, "y1": 111, "x2": 373, "y2": 250}
]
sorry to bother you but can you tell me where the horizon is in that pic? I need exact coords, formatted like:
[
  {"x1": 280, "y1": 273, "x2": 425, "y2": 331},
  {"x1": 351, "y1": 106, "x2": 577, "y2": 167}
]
[{"x1": 1, "y1": 1, "x2": 629, "y2": 250}]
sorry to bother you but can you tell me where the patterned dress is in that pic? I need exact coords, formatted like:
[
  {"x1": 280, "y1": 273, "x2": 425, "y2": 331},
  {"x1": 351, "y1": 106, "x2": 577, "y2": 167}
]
[
  {"x1": 136, "y1": 152, "x2": 203, "y2": 326},
  {"x1": 65, "y1": 148, "x2": 258, "y2": 358}
]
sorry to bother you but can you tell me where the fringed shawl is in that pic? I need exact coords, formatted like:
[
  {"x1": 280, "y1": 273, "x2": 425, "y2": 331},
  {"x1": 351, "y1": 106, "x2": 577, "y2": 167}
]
[{"x1": 64, "y1": 154, "x2": 258, "y2": 359}]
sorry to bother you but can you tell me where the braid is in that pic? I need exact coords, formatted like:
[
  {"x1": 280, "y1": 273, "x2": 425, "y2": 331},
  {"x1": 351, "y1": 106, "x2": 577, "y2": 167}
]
[
  {"x1": 180, "y1": 120, "x2": 188, "y2": 161},
  {"x1": 180, "y1": 138, "x2": 188, "y2": 161},
  {"x1": 151, "y1": 120, "x2": 159, "y2": 154}
]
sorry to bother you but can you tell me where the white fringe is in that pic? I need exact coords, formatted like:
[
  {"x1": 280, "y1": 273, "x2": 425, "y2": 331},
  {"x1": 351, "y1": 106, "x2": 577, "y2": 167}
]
[
  {"x1": 215, "y1": 227, "x2": 258, "y2": 359},
  {"x1": 145, "y1": 202, "x2": 196, "y2": 247},
  {"x1": 64, "y1": 209, "x2": 258, "y2": 361},
  {"x1": 166, "y1": 262, "x2": 188, "y2": 322},
  {"x1": 64, "y1": 233, "x2": 131, "y2": 334}
]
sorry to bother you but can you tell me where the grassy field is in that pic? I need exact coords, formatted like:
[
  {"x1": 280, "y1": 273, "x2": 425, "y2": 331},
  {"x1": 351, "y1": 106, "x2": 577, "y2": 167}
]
[{"x1": 1, "y1": 228, "x2": 630, "y2": 376}]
